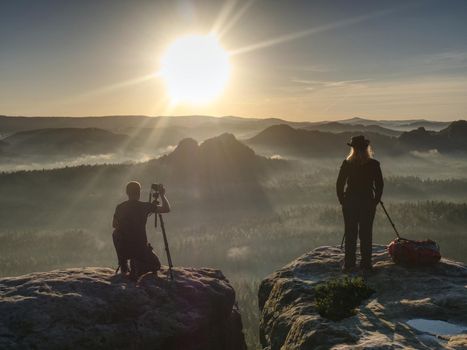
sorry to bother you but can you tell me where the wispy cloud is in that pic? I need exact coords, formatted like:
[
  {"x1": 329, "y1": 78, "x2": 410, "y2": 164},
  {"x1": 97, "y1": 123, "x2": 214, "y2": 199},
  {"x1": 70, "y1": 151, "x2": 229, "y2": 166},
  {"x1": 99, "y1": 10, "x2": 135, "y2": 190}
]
[
  {"x1": 423, "y1": 51, "x2": 467, "y2": 66},
  {"x1": 291, "y1": 78, "x2": 372, "y2": 89}
]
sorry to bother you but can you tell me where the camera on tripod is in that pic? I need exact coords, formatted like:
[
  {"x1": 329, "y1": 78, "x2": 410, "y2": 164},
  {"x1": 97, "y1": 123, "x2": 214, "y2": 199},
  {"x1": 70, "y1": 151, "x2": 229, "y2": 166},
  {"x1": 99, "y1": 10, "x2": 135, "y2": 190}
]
[
  {"x1": 148, "y1": 182, "x2": 174, "y2": 280},
  {"x1": 151, "y1": 183, "x2": 164, "y2": 198}
]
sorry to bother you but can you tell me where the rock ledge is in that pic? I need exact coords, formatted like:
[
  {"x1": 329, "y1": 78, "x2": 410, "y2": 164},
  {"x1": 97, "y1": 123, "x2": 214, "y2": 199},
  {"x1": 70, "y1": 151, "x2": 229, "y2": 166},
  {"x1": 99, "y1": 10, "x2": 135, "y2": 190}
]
[
  {"x1": 0, "y1": 267, "x2": 246, "y2": 350},
  {"x1": 259, "y1": 245, "x2": 467, "y2": 349}
]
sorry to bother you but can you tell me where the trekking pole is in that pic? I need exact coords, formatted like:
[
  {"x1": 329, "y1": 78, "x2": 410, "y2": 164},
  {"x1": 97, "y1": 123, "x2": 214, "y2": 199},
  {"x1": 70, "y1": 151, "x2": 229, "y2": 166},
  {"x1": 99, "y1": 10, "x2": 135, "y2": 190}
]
[
  {"x1": 379, "y1": 201, "x2": 401, "y2": 239},
  {"x1": 158, "y1": 213, "x2": 174, "y2": 280}
]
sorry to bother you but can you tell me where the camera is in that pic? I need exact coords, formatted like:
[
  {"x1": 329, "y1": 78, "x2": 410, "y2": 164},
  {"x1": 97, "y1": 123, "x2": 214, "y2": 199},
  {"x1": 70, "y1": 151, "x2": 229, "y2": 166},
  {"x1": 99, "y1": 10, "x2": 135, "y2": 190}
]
[{"x1": 151, "y1": 183, "x2": 163, "y2": 193}]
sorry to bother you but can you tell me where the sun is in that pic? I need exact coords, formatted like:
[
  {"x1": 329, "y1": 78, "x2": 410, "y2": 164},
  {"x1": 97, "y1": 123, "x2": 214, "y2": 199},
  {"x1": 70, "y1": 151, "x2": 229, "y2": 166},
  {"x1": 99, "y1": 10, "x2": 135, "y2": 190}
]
[{"x1": 159, "y1": 34, "x2": 230, "y2": 104}]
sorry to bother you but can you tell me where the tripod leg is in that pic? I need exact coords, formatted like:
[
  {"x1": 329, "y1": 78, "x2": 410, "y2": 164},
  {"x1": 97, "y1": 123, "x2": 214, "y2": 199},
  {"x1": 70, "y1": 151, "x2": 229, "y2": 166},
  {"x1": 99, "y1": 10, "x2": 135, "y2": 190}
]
[{"x1": 159, "y1": 214, "x2": 174, "y2": 280}]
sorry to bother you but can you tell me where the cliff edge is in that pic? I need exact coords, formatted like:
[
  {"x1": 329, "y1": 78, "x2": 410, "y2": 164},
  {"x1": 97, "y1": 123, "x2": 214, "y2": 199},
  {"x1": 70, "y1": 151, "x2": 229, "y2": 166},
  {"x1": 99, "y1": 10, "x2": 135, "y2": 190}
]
[
  {"x1": 0, "y1": 267, "x2": 246, "y2": 350},
  {"x1": 259, "y1": 245, "x2": 467, "y2": 349}
]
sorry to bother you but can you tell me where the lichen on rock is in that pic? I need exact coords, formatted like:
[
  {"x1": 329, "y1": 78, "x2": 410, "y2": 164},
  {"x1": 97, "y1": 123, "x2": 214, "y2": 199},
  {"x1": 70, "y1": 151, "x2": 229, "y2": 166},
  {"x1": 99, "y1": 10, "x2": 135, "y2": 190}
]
[
  {"x1": 259, "y1": 245, "x2": 467, "y2": 349},
  {"x1": 0, "y1": 267, "x2": 246, "y2": 350}
]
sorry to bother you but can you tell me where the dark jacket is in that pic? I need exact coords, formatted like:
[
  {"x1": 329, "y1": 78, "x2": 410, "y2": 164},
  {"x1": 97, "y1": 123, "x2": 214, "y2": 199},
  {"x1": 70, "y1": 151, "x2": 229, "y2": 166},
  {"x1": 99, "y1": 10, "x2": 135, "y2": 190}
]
[
  {"x1": 113, "y1": 200, "x2": 157, "y2": 246},
  {"x1": 336, "y1": 158, "x2": 384, "y2": 204}
]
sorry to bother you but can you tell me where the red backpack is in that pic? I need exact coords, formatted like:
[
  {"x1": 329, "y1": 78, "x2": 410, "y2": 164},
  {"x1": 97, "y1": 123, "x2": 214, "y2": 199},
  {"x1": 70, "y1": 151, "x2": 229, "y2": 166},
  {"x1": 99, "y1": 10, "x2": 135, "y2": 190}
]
[
  {"x1": 388, "y1": 238, "x2": 441, "y2": 265},
  {"x1": 380, "y1": 201, "x2": 441, "y2": 266}
]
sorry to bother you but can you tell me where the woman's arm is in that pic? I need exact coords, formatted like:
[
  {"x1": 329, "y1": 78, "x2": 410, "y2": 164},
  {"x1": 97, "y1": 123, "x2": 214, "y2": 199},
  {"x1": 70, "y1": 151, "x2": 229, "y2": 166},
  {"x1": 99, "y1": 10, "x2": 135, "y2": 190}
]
[
  {"x1": 336, "y1": 161, "x2": 348, "y2": 205},
  {"x1": 112, "y1": 206, "x2": 119, "y2": 228},
  {"x1": 374, "y1": 162, "x2": 384, "y2": 203}
]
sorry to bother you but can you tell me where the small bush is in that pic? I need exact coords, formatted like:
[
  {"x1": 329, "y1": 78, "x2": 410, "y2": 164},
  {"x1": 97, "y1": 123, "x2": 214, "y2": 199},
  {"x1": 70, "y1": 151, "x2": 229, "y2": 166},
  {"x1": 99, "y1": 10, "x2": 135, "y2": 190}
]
[{"x1": 314, "y1": 277, "x2": 374, "y2": 321}]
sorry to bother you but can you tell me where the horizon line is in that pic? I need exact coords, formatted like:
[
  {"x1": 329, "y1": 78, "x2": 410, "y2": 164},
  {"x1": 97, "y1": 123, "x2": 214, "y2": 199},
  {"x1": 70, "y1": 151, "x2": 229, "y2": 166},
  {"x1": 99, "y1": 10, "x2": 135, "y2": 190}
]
[{"x1": 0, "y1": 114, "x2": 455, "y2": 124}]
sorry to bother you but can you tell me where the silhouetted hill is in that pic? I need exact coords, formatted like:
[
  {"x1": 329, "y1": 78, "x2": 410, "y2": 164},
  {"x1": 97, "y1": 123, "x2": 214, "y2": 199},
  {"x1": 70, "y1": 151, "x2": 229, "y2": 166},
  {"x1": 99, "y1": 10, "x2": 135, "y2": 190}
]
[
  {"x1": 157, "y1": 133, "x2": 285, "y2": 184},
  {"x1": 246, "y1": 124, "x2": 401, "y2": 157},
  {"x1": 399, "y1": 120, "x2": 467, "y2": 153},
  {"x1": 2, "y1": 128, "x2": 127, "y2": 156},
  {"x1": 199, "y1": 133, "x2": 257, "y2": 165},
  {"x1": 164, "y1": 137, "x2": 199, "y2": 164}
]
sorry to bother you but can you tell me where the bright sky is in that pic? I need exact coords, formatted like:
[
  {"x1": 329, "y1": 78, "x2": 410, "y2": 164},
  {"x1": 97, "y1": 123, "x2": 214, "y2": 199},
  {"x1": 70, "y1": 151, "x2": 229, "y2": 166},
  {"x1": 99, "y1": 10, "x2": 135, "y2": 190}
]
[{"x1": 1, "y1": 0, "x2": 467, "y2": 121}]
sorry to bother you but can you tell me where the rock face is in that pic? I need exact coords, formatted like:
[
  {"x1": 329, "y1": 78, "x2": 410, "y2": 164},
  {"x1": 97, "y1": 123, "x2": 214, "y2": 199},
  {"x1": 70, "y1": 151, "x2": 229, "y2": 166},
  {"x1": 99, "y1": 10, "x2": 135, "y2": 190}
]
[
  {"x1": 259, "y1": 245, "x2": 467, "y2": 349},
  {"x1": 0, "y1": 267, "x2": 246, "y2": 350}
]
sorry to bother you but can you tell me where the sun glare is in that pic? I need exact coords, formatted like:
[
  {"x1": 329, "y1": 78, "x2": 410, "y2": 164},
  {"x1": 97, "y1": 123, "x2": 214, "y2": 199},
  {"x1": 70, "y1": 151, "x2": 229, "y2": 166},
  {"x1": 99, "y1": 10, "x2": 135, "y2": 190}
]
[{"x1": 159, "y1": 34, "x2": 230, "y2": 104}]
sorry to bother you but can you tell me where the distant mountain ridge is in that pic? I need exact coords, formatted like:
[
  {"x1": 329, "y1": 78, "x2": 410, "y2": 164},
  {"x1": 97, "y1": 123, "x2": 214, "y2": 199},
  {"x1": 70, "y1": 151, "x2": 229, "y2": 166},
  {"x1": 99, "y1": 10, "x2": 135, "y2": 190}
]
[
  {"x1": 0, "y1": 114, "x2": 452, "y2": 137},
  {"x1": 1, "y1": 128, "x2": 127, "y2": 156},
  {"x1": 305, "y1": 121, "x2": 401, "y2": 137},
  {"x1": 0, "y1": 115, "x2": 461, "y2": 170},
  {"x1": 338, "y1": 117, "x2": 450, "y2": 131},
  {"x1": 0, "y1": 115, "x2": 304, "y2": 136},
  {"x1": 247, "y1": 120, "x2": 467, "y2": 157},
  {"x1": 246, "y1": 124, "x2": 402, "y2": 157}
]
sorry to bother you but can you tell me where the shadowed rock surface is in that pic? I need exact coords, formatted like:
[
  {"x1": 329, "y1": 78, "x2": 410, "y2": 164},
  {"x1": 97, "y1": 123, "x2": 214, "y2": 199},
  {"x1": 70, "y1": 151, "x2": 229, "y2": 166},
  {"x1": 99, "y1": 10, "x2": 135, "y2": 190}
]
[
  {"x1": 259, "y1": 245, "x2": 467, "y2": 349},
  {"x1": 0, "y1": 267, "x2": 246, "y2": 350}
]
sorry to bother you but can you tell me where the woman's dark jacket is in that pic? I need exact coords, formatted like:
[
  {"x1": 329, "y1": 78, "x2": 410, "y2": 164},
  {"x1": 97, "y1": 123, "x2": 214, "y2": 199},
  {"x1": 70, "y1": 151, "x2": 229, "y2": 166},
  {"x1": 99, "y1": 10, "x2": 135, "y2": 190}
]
[{"x1": 336, "y1": 158, "x2": 384, "y2": 204}]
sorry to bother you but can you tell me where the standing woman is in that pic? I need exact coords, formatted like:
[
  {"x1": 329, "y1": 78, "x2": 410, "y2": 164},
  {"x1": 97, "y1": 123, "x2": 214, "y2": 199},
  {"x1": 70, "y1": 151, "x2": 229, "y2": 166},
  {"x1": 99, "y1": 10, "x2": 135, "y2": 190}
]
[{"x1": 336, "y1": 136, "x2": 384, "y2": 272}]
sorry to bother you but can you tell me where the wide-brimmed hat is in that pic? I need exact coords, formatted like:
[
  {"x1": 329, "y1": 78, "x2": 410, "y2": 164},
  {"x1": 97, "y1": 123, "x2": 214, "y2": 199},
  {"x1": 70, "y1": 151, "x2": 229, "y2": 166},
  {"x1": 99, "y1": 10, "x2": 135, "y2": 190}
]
[{"x1": 347, "y1": 135, "x2": 370, "y2": 148}]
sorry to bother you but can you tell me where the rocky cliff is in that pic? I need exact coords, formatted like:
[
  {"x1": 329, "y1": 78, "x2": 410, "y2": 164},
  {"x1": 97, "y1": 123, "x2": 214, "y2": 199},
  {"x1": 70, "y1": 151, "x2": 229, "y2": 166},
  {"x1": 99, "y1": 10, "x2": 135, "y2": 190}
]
[
  {"x1": 0, "y1": 267, "x2": 246, "y2": 350},
  {"x1": 259, "y1": 245, "x2": 467, "y2": 349}
]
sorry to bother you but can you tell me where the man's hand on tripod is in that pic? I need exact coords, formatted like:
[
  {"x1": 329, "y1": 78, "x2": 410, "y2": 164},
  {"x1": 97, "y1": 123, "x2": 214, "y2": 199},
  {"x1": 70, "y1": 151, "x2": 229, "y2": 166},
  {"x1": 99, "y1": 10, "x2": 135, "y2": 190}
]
[{"x1": 156, "y1": 186, "x2": 170, "y2": 214}]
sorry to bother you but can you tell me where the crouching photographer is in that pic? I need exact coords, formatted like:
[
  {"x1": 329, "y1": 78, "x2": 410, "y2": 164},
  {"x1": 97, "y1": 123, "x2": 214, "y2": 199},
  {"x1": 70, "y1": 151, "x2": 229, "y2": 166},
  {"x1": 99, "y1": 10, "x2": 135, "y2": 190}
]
[{"x1": 112, "y1": 181, "x2": 170, "y2": 280}]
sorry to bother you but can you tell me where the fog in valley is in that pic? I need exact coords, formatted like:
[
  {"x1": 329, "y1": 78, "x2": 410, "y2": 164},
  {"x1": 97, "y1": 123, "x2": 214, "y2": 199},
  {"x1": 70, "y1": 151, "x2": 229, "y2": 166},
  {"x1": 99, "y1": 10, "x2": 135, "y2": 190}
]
[{"x1": 1, "y1": 115, "x2": 467, "y2": 348}]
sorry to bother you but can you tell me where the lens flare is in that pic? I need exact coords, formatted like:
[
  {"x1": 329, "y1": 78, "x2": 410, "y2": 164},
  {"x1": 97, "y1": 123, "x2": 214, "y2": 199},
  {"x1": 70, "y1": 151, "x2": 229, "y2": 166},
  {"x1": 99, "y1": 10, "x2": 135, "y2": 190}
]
[{"x1": 159, "y1": 34, "x2": 230, "y2": 104}]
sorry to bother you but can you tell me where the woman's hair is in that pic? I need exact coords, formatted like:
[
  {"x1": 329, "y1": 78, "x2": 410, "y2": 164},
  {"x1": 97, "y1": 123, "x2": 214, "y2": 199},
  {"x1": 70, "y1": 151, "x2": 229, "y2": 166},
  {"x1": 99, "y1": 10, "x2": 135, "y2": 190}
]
[{"x1": 346, "y1": 145, "x2": 374, "y2": 164}]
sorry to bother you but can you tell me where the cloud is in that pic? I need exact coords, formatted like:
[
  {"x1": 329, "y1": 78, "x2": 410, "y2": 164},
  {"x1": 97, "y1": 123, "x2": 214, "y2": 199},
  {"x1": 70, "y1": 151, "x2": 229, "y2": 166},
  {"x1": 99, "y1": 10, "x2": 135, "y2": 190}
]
[
  {"x1": 270, "y1": 154, "x2": 284, "y2": 160},
  {"x1": 291, "y1": 78, "x2": 372, "y2": 89}
]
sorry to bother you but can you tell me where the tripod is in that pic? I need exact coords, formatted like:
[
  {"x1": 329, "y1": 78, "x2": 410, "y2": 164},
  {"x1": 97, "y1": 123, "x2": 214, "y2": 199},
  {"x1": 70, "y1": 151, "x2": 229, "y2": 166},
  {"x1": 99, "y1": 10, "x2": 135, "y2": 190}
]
[{"x1": 149, "y1": 188, "x2": 174, "y2": 280}]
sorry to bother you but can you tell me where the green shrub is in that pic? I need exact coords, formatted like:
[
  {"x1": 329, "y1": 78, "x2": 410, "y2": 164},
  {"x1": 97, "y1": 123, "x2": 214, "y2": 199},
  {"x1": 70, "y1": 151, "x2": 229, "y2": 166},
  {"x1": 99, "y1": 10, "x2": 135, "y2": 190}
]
[{"x1": 314, "y1": 277, "x2": 374, "y2": 321}]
